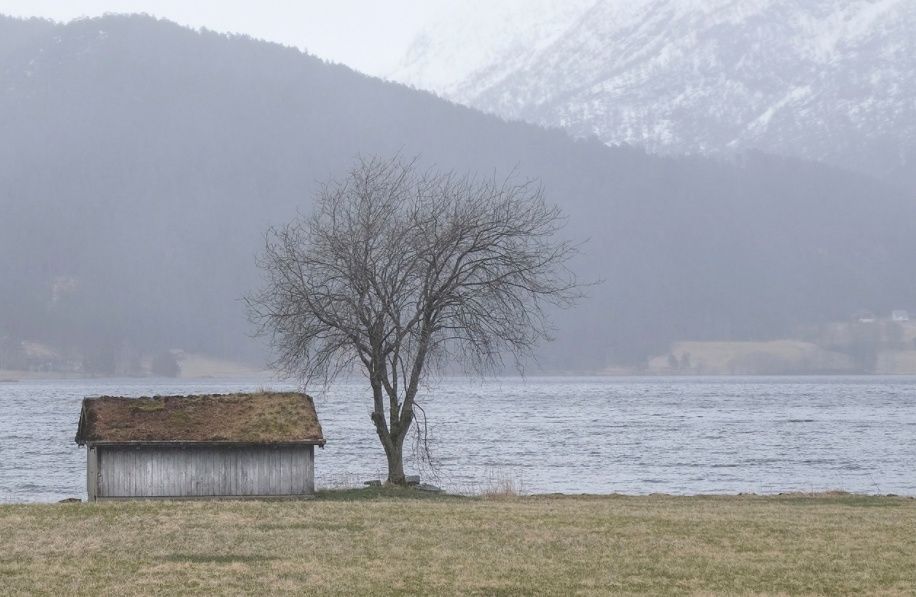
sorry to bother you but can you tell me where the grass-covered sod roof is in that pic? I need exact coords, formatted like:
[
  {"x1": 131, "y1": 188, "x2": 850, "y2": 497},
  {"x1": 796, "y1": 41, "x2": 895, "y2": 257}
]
[{"x1": 75, "y1": 393, "x2": 324, "y2": 445}]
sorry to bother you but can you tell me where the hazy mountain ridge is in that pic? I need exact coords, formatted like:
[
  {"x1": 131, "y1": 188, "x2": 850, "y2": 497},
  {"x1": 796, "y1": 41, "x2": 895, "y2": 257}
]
[
  {"x1": 2, "y1": 14, "x2": 915, "y2": 374},
  {"x1": 394, "y1": 0, "x2": 916, "y2": 187}
]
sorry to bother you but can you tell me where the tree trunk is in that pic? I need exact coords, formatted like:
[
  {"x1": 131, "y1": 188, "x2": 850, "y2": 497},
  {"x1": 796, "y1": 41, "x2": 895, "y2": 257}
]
[
  {"x1": 385, "y1": 441, "x2": 406, "y2": 485},
  {"x1": 372, "y1": 408, "x2": 408, "y2": 485}
]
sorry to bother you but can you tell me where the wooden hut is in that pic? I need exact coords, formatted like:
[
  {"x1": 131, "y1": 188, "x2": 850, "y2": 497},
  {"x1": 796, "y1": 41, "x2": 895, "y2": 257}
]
[{"x1": 75, "y1": 392, "x2": 324, "y2": 501}]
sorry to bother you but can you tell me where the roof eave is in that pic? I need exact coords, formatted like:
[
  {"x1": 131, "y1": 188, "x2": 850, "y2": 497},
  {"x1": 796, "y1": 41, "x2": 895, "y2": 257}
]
[{"x1": 77, "y1": 439, "x2": 326, "y2": 448}]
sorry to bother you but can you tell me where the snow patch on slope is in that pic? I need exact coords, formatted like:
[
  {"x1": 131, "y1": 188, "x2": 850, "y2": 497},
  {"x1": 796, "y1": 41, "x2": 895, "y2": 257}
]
[
  {"x1": 391, "y1": 0, "x2": 595, "y2": 95},
  {"x1": 392, "y1": 0, "x2": 916, "y2": 183}
]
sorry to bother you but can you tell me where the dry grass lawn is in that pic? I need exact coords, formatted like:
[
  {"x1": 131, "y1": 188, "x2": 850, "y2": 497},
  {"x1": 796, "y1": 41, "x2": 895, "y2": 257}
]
[{"x1": 1, "y1": 490, "x2": 914, "y2": 595}]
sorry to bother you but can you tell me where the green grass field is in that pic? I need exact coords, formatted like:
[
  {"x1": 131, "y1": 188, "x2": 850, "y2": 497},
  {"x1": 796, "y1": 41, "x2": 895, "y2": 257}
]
[{"x1": 1, "y1": 490, "x2": 914, "y2": 595}]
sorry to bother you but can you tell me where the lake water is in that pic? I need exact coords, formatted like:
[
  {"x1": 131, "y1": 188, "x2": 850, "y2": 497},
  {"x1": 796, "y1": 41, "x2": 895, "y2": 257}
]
[{"x1": 1, "y1": 376, "x2": 915, "y2": 502}]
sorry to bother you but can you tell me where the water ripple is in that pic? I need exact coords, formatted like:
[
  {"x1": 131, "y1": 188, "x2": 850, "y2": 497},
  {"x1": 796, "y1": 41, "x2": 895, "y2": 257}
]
[{"x1": 2, "y1": 375, "x2": 916, "y2": 501}]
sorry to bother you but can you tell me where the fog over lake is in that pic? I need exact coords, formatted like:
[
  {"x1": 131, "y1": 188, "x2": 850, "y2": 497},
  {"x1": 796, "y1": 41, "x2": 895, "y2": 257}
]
[
  {"x1": 3, "y1": 376, "x2": 915, "y2": 502},
  {"x1": 2, "y1": 5, "x2": 916, "y2": 501}
]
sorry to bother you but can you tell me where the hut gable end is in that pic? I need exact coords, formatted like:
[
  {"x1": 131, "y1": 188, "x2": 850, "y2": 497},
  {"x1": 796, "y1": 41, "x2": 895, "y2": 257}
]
[{"x1": 74, "y1": 392, "x2": 324, "y2": 446}]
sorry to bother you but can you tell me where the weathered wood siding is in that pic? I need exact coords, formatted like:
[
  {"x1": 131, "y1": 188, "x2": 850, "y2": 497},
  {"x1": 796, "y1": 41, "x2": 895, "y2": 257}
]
[
  {"x1": 92, "y1": 445, "x2": 314, "y2": 499},
  {"x1": 86, "y1": 447, "x2": 99, "y2": 501}
]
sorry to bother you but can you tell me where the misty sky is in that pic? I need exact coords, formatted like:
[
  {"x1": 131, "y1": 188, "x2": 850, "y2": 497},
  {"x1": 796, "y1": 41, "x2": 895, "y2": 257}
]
[{"x1": 0, "y1": 0, "x2": 455, "y2": 76}]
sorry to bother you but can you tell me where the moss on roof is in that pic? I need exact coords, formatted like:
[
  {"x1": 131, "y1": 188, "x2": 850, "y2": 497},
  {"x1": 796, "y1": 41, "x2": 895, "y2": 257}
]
[{"x1": 75, "y1": 392, "x2": 324, "y2": 445}]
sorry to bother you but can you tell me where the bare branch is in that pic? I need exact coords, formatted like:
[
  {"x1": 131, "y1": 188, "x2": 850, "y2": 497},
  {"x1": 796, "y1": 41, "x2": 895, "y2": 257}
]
[{"x1": 246, "y1": 155, "x2": 583, "y2": 484}]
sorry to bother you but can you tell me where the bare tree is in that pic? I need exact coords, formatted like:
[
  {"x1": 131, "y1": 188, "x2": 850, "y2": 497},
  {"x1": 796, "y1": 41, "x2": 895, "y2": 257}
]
[{"x1": 247, "y1": 156, "x2": 581, "y2": 484}]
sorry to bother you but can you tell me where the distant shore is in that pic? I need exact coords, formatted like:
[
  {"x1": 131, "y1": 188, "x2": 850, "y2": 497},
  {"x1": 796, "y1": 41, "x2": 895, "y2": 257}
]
[
  {"x1": 0, "y1": 353, "x2": 270, "y2": 382},
  {"x1": 6, "y1": 369, "x2": 916, "y2": 382},
  {"x1": 2, "y1": 490, "x2": 914, "y2": 594}
]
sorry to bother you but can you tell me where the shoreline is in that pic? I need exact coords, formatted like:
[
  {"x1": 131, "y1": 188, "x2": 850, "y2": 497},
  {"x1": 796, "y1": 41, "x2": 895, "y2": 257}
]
[
  {"x1": 4, "y1": 488, "x2": 915, "y2": 506},
  {"x1": 0, "y1": 370, "x2": 276, "y2": 382}
]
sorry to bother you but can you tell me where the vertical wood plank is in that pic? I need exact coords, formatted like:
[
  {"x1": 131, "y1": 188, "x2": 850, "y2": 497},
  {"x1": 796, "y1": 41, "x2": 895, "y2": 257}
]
[
  {"x1": 254, "y1": 448, "x2": 263, "y2": 496},
  {"x1": 124, "y1": 449, "x2": 131, "y2": 497},
  {"x1": 177, "y1": 448, "x2": 184, "y2": 497},
  {"x1": 263, "y1": 448, "x2": 272, "y2": 495},
  {"x1": 135, "y1": 449, "x2": 141, "y2": 496},
  {"x1": 276, "y1": 448, "x2": 285, "y2": 494},
  {"x1": 151, "y1": 450, "x2": 159, "y2": 496},
  {"x1": 143, "y1": 449, "x2": 151, "y2": 497},
  {"x1": 252, "y1": 448, "x2": 260, "y2": 495},
  {"x1": 215, "y1": 447, "x2": 222, "y2": 496},
  {"x1": 247, "y1": 448, "x2": 257, "y2": 495},
  {"x1": 203, "y1": 447, "x2": 212, "y2": 496},
  {"x1": 226, "y1": 448, "x2": 233, "y2": 496},
  {"x1": 150, "y1": 449, "x2": 157, "y2": 497},
  {"x1": 248, "y1": 448, "x2": 258, "y2": 495},
  {"x1": 165, "y1": 449, "x2": 171, "y2": 496},
  {"x1": 307, "y1": 446, "x2": 315, "y2": 494},
  {"x1": 114, "y1": 448, "x2": 122, "y2": 497},
  {"x1": 264, "y1": 447, "x2": 272, "y2": 495},
  {"x1": 289, "y1": 447, "x2": 301, "y2": 494},
  {"x1": 119, "y1": 449, "x2": 127, "y2": 497},
  {"x1": 271, "y1": 447, "x2": 280, "y2": 495},
  {"x1": 135, "y1": 449, "x2": 142, "y2": 497},
  {"x1": 237, "y1": 448, "x2": 246, "y2": 495},
  {"x1": 222, "y1": 449, "x2": 232, "y2": 496},
  {"x1": 106, "y1": 449, "x2": 116, "y2": 497},
  {"x1": 299, "y1": 446, "x2": 314, "y2": 494},
  {"x1": 134, "y1": 449, "x2": 140, "y2": 497},
  {"x1": 235, "y1": 448, "x2": 243, "y2": 495},
  {"x1": 166, "y1": 449, "x2": 175, "y2": 496},
  {"x1": 297, "y1": 446, "x2": 306, "y2": 495},
  {"x1": 282, "y1": 448, "x2": 292, "y2": 495},
  {"x1": 88, "y1": 447, "x2": 98, "y2": 499},
  {"x1": 286, "y1": 447, "x2": 296, "y2": 494},
  {"x1": 216, "y1": 447, "x2": 224, "y2": 496},
  {"x1": 206, "y1": 447, "x2": 215, "y2": 496}
]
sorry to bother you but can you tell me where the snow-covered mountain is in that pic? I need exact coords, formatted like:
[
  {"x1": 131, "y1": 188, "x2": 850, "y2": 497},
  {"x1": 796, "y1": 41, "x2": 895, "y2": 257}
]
[{"x1": 393, "y1": 0, "x2": 916, "y2": 186}]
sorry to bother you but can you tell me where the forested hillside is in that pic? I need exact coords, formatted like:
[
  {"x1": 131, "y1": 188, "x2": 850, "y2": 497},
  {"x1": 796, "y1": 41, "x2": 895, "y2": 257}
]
[{"x1": 2, "y1": 14, "x2": 914, "y2": 373}]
